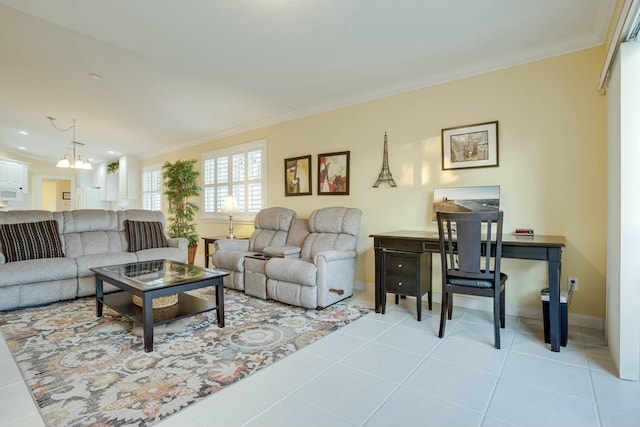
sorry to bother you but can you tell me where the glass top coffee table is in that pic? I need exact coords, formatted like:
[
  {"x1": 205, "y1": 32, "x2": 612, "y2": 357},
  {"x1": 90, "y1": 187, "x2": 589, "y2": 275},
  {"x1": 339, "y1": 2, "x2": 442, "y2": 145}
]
[{"x1": 91, "y1": 259, "x2": 228, "y2": 352}]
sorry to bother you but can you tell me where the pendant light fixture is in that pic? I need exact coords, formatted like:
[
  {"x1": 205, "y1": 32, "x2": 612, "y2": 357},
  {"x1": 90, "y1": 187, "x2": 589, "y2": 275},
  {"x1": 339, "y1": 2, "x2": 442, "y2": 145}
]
[{"x1": 48, "y1": 116, "x2": 93, "y2": 170}]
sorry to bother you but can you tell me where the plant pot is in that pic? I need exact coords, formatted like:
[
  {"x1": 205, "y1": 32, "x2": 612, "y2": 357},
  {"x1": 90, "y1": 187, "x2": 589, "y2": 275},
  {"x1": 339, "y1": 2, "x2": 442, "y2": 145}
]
[{"x1": 188, "y1": 244, "x2": 198, "y2": 265}]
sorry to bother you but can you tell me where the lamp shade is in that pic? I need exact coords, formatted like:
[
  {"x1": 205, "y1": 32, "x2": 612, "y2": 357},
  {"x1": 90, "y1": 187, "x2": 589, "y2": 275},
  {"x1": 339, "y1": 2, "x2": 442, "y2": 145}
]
[
  {"x1": 221, "y1": 195, "x2": 239, "y2": 214},
  {"x1": 56, "y1": 156, "x2": 71, "y2": 168}
]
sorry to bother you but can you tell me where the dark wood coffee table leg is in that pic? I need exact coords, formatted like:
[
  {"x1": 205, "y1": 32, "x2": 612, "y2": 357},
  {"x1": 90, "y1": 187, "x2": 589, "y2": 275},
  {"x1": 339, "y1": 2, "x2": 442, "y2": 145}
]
[
  {"x1": 142, "y1": 295, "x2": 154, "y2": 352},
  {"x1": 216, "y1": 282, "x2": 225, "y2": 327},
  {"x1": 95, "y1": 277, "x2": 104, "y2": 317}
]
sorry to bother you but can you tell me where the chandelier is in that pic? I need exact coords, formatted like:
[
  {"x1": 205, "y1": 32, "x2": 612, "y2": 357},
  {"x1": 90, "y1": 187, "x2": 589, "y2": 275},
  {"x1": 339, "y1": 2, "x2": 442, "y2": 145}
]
[{"x1": 48, "y1": 116, "x2": 93, "y2": 170}]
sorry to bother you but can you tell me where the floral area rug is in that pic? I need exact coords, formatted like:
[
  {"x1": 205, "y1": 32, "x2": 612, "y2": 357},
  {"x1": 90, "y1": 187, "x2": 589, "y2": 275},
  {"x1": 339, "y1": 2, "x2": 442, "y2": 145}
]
[{"x1": 0, "y1": 289, "x2": 369, "y2": 427}]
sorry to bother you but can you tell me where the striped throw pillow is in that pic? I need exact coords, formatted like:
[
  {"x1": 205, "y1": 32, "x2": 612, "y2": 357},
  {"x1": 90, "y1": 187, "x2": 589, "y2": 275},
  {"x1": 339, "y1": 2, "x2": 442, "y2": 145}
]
[
  {"x1": 125, "y1": 220, "x2": 168, "y2": 252},
  {"x1": 0, "y1": 220, "x2": 64, "y2": 263}
]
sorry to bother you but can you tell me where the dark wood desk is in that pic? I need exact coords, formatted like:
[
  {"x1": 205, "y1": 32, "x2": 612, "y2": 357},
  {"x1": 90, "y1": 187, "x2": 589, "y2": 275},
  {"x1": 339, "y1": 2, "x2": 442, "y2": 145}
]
[{"x1": 370, "y1": 230, "x2": 566, "y2": 352}]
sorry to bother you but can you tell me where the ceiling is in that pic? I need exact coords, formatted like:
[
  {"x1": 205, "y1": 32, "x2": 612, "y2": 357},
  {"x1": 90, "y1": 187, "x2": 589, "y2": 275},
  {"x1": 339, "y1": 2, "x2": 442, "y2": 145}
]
[{"x1": 0, "y1": 0, "x2": 617, "y2": 166}]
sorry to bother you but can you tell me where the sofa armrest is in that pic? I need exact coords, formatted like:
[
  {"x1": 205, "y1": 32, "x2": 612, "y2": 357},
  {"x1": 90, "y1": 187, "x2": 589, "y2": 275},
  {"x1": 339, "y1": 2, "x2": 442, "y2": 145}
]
[
  {"x1": 314, "y1": 249, "x2": 357, "y2": 263},
  {"x1": 215, "y1": 239, "x2": 250, "y2": 252},
  {"x1": 167, "y1": 237, "x2": 189, "y2": 250},
  {"x1": 0, "y1": 253, "x2": 5, "y2": 264},
  {"x1": 264, "y1": 245, "x2": 301, "y2": 258}
]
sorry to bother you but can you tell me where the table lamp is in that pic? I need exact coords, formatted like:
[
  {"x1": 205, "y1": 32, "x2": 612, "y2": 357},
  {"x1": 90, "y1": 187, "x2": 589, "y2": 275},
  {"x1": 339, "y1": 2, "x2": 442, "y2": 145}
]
[{"x1": 221, "y1": 195, "x2": 239, "y2": 239}]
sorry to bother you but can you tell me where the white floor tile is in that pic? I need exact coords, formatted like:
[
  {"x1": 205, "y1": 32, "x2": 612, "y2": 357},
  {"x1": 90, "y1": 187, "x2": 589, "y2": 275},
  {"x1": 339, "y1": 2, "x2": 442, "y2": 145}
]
[
  {"x1": 341, "y1": 341, "x2": 425, "y2": 383},
  {"x1": 305, "y1": 330, "x2": 368, "y2": 361},
  {"x1": 430, "y1": 337, "x2": 508, "y2": 375},
  {"x1": 187, "y1": 377, "x2": 287, "y2": 427},
  {"x1": 581, "y1": 327, "x2": 606, "y2": 346},
  {"x1": 487, "y1": 377, "x2": 599, "y2": 427},
  {"x1": 339, "y1": 316, "x2": 393, "y2": 340},
  {"x1": 445, "y1": 318, "x2": 515, "y2": 348},
  {"x1": 0, "y1": 382, "x2": 40, "y2": 427},
  {"x1": 516, "y1": 317, "x2": 545, "y2": 336},
  {"x1": 461, "y1": 308, "x2": 519, "y2": 331},
  {"x1": 510, "y1": 330, "x2": 588, "y2": 367},
  {"x1": 374, "y1": 324, "x2": 443, "y2": 355},
  {"x1": 0, "y1": 339, "x2": 12, "y2": 362},
  {"x1": 404, "y1": 357, "x2": 498, "y2": 412},
  {"x1": 501, "y1": 352, "x2": 593, "y2": 400},
  {"x1": 397, "y1": 311, "x2": 443, "y2": 333},
  {"x1": 0, "y1": 359, "x2": 23, "y2": 387},
  {"x1": 365, "y1": 385, "x2": 483, "y2": 427},
  {"x1": 590, "y1": 369, "x2": 640, "y2": 414},
  {"x1": 294, "y1": 363, "x2": 397, "y2": 426},
  {"x1": 598, "y1": 404, "x2": 640, "y2": 427},
  {"x1": 245, "y1": 395, "x2": 356, "y2": 427},
  {"x1": 482, "y1": 416, "x2": 517, "y2": 427},
  {"x1": 250, "y1": 349, "x2": 333, "y2": 393},
  {"x1": 365, "y1": 307, "x2": 412, "y2": 325},
  {"x1": 1, "y1": 412, "x2": 47, "y2": 427}
]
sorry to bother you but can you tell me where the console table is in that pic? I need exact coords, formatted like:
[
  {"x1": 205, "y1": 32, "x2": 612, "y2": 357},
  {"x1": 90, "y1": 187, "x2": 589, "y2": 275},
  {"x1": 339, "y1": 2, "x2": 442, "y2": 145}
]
[{"x1": 370, "y1": 230, "x2": 566, "y2": 352}]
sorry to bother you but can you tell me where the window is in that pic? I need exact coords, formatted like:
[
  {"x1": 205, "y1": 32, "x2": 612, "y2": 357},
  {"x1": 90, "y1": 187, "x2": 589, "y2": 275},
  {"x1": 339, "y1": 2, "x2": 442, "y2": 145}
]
[
  {"x1": 142, "y1": 164, "x2": 163, "y2": 211},
  {"x1": 202, "y1": 139, "x2": 266, "y2": 220}
]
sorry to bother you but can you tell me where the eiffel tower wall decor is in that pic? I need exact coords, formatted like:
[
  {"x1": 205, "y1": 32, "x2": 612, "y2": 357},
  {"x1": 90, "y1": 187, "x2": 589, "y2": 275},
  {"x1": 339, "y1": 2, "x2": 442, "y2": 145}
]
[{"x1": 373, "y1": 132, "x2": 397, "y2": 188}]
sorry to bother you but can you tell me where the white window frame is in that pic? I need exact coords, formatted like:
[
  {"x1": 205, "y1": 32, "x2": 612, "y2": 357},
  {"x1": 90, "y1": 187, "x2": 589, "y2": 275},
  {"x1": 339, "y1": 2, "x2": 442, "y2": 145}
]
[
  {"x1": 141, "y1": 163, "x2": 163, "y2": 211},
  {"x1": 202, "y1": 139, "x2": 267, "y2": 222}
]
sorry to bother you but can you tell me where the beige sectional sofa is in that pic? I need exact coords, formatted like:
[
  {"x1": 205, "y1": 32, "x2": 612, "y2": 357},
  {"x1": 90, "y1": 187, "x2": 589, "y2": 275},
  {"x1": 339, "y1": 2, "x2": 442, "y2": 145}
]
[
  {"x1": 0, "y1": 209, "x2": 188, "y2": 311},
  {"x1": 212, "y1": 206, "x2": 362, "y2": 309}
]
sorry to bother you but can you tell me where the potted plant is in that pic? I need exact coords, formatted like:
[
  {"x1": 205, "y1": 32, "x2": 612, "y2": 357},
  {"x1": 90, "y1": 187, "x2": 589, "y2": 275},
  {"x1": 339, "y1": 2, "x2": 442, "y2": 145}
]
[
  {"x1": 107, "y1": 161, "x2": 119, "y2": 174},
  {"x1": 163, "y1": 159, "x2": 201, "y2": 264}
]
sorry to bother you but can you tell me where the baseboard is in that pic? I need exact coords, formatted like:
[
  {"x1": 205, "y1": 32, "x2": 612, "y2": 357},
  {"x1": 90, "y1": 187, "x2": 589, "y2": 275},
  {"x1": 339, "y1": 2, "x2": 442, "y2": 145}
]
[{"x1": 357, "y1": 281, "x2": 604, "y2": 331}]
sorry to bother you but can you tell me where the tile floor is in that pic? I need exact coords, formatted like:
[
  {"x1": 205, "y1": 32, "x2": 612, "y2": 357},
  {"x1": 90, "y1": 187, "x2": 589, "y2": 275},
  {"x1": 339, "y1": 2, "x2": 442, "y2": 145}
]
[{"x1": 1, "y1": 290, "x2": 640, "y2": 427}]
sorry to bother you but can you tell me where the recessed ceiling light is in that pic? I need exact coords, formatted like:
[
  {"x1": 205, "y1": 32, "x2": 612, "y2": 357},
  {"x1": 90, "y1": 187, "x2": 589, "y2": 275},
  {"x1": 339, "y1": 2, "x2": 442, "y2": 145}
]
[
  {"x1": 89, "y1": 73, "x2": 102, "y2": 80},
  {"x1": 107, "y1": 150, "x2": 115, "y2": 154},
  {"x1": 18, "y1": 146, "x2": 26, "y2": 150},
  {"x1": 19, "y1": 130, "x2": 28, "y2": 135}
]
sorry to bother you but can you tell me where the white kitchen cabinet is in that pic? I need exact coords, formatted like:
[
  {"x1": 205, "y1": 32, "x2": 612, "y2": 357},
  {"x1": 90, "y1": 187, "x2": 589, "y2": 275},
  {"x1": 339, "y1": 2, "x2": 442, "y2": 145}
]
[
  {"x1": 118, "y1": 154, "x2": 140, "y2": 200},
  {"x1": 97, "y1": 162, "x2": 118, "y2": 201},
  {"x1": 0, "y1": 158, "x2": 29, "y2": 191}
]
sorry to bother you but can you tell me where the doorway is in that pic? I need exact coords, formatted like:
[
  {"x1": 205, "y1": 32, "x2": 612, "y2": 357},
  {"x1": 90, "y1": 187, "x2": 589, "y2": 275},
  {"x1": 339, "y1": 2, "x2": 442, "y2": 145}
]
[{"x1": 37, "y1": 176, "x2": 74, "y2": 211}]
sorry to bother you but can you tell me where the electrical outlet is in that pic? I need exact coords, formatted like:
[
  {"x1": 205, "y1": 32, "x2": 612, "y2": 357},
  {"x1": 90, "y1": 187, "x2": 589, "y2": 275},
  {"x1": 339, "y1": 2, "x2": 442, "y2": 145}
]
[{"x1": 568, "y1": 277, "x2": 578, "y2": 291}]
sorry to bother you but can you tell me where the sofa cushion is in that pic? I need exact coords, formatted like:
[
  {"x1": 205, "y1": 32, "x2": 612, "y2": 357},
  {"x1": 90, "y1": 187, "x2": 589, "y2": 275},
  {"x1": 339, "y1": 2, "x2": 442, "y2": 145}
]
[
  {"x1": 0, "y1": 220, "x2": 64, "y2": 262},
  {"x1": 125, "y1": 220, "x2": 168, "y2": 252}
]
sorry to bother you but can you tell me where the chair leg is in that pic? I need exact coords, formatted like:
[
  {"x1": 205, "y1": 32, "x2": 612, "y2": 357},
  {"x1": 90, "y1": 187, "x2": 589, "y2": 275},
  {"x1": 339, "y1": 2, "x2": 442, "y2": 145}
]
[
  {"x1": 438, "y1": 291, "x2": 448, "y2": 338},
  {"x1": 493, "y1": 295, "x2": 501, "y2": 349},
  {"x1": 500, "y1": 288, "x2": 505, "y2": 328},
  {"x1": 447, "y1": 293, "x2": 453, "y2": 320}
]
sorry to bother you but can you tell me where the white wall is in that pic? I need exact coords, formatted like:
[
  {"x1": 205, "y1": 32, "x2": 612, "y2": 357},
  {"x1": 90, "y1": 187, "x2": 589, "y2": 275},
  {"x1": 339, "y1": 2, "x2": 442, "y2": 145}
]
[{"x1": 607, "y1": 40, "x2": 640, "y2": 380}]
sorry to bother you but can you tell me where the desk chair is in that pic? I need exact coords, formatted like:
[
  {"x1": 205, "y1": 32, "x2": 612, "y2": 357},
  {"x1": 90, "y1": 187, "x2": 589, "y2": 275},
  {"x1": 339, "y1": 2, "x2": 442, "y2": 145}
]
[{"x1": 436, "y1": 211, "x2": 507, "y2": 349}]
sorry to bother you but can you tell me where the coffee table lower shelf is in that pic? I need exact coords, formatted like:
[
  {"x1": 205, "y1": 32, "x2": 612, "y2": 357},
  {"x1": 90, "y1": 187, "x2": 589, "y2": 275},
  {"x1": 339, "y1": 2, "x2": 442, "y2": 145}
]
[{"x1": 101, "y1": 291, "x2": 218, "y2": 325}]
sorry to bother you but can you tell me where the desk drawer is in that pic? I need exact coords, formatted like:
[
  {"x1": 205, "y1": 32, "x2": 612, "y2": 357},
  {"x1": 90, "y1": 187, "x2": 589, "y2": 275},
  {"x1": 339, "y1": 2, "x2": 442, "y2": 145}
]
[
  {"x1": 385, "y1": 253, "x2": 418, "y2": 276},
  {"x1": 385, "y1": 274, "x2": 417, "y2": 296}
]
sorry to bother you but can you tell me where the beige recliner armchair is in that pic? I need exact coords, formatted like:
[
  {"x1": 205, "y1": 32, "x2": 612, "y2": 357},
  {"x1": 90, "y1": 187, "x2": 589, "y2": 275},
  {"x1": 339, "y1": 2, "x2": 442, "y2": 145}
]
[
  {"x1": 264, "y1": 206, "x2": 362, "y2": 308},
  {"x1": 212, "y1": 207, "x2": 296, "y2": 290}
]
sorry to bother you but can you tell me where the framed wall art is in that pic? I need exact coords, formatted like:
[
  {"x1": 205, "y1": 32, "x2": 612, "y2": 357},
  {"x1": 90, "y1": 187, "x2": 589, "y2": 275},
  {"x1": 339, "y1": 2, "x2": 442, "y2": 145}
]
[
  {"x1": 284, "y1": 155, "x2": 312, "y2": 196},
  {"x1": 318, "y1": 151, "x2": 350, "y2": 195},
  {"x1": 62, "y1": 191, "x2": 71, "y2": 200},
  {"x1": 441, "y1": 121, "x2": 499, "y2": 170}
]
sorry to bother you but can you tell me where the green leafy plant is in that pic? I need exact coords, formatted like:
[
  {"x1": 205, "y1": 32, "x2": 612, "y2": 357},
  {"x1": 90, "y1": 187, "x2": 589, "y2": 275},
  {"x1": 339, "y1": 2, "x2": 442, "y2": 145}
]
[
  {"x1": 107, "y1": 161, "x2": 119, "y2": 174},
  {"x1": 163, "y1": 159, "x2": 201, "y2": 247}
]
